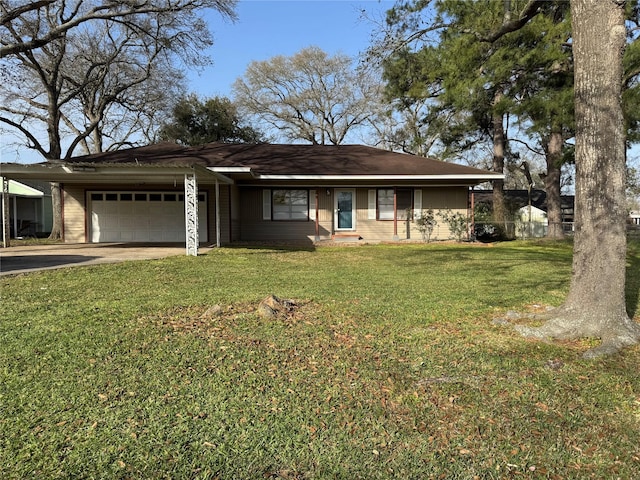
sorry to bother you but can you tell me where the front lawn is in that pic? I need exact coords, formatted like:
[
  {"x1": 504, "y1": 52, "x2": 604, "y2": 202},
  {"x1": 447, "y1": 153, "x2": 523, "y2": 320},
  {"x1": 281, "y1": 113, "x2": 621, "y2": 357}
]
[{"x1": 1, "y1": 241, "x2": 639, "y2": 479}]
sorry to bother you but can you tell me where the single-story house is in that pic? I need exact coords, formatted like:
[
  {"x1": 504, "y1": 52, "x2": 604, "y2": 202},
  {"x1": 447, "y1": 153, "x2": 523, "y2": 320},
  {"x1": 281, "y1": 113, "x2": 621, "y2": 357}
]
[
  {"x1": 0, "y1": 177, "x2": 52, "y2": 238},
  {"x1": 1, "y1": 142, "x2": 502, "y2": 253}
]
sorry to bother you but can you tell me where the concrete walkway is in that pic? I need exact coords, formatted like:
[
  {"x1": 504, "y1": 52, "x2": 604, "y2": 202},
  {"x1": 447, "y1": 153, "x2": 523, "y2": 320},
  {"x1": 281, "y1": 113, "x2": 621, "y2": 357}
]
[{"x1": 0, "y1": 243, "x2": 212, "y2": 276}]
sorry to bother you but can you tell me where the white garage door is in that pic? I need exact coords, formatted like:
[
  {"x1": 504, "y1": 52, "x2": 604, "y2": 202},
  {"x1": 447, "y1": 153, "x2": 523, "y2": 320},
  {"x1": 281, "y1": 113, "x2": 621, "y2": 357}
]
[{"x1": 89, "y1": 191, "x2": 207, "y2": 243}]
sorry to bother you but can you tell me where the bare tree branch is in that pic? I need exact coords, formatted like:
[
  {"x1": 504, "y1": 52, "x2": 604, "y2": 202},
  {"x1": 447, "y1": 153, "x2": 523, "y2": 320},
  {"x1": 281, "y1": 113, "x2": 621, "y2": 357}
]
[
  {"x1": 1, "y1": 0, "x2": 237, "y2": 57},
  {"x1": 1, "y1": 0, "x2": 54, "y2": 26}
]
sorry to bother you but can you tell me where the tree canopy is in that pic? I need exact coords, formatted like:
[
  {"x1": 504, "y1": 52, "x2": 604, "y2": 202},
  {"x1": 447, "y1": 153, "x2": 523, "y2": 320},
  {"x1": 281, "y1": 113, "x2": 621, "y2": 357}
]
[
  {"x1": 158, "y1": 95, "x2": 264, "y2": 145},
  {"x1": 379, "y1": 0, "x2": 639, "y2": 239},
  {"x1": 232, "y1": 46, "x2": 382, "y2": 145}
]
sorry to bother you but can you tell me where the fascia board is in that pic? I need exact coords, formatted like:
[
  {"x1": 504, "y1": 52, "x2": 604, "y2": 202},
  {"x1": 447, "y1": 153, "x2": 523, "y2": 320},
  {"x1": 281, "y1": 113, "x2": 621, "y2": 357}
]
[
  {"x1": 2, "y1": 163, "x2": 205, "y2": 184},
  {"x1": 208, "y1": 166, "x2": 253, "y2": 173},
  {"x1": 256, "y1": 174, "x2": 505, "y2": 181}
]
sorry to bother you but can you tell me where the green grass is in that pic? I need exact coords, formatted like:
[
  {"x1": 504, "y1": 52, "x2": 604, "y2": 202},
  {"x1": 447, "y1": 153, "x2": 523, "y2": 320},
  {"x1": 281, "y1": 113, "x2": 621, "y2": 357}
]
[{"x1": 1, "y1": 240, "x2": 639, "y2": 479}]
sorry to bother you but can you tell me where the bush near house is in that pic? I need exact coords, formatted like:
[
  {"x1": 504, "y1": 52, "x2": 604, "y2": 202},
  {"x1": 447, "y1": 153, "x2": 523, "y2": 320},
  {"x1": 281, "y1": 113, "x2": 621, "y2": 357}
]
[{"x1": 1, "y1": 241, "x2": 639, "y2": 479}]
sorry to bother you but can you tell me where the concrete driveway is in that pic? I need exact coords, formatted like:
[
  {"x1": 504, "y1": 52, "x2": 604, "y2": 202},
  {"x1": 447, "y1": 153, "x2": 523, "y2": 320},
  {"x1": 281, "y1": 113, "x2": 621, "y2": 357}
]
[{"x1": 0, "y1": 243, "x2": 212, "y2": 276}]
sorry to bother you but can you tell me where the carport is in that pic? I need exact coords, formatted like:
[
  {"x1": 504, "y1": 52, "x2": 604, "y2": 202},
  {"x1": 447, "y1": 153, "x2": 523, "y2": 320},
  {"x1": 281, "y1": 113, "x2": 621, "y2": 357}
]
[{"x1": 1, "y1": 162, "x2": 232, "y2": 256}]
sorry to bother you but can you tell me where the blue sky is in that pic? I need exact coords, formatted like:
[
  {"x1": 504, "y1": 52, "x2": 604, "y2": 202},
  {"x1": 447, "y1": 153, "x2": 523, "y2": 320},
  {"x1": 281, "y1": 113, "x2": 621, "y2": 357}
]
[
  {"x1": 1, "y1": 0, "x2": 393, "y2": 163},
  {"x1": 190, "y1": 0, "x2": 394, "y2": 97}
]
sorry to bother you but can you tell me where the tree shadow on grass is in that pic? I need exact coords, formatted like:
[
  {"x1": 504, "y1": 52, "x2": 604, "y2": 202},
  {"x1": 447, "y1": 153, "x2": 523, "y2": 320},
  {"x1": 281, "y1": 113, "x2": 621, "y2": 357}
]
[
  {"x1": 626, "y1": 243, "x2": 640, "y2": 319},
  {"x1": 0, "y1": 254, "x2": 99, "y2": 273},
  {"x1": 220, "y1": 240, "x2": 316, "y2": 253}
]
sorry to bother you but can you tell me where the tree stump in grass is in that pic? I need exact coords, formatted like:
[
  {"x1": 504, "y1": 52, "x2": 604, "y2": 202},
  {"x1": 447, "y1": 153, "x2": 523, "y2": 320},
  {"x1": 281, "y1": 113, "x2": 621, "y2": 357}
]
[{"x1": 257, "y1": 295, "x2": 296, "y2": 319}]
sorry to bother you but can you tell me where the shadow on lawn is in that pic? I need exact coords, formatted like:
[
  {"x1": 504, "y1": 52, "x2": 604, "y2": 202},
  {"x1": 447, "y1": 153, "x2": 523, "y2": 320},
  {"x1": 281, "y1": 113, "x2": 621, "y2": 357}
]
[
  {"x1": 626, "y1": 247, "x2": 640, "y2": 319},
  {"x1": 383, "y1": 241, "x2": 574, "y2": 270},
  {"x1": 0, "y1": 254, "x2": 98, "y2": 273},
  {"x1": 221, "y1": 240, "x2": 316, "y2": 253}
]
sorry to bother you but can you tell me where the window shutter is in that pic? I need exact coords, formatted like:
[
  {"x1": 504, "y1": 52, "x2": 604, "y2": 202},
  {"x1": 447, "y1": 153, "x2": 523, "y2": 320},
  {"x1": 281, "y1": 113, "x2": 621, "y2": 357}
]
[
  {"x1": 414, "y1": 189, "x2": 422, "y2": 220},
  {"x1": 368, "y1": 189, "x2": 376, "y2": 219},
  {"x1": 263, "y1": 189, "x2": 271, "y2": 220}
]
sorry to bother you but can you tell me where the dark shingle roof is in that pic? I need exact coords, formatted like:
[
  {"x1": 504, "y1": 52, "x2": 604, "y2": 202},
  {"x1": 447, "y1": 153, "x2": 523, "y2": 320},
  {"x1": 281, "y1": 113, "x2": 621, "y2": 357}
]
[{"x1": 64, "y1": 142, "x2": 498, "y2": 177}]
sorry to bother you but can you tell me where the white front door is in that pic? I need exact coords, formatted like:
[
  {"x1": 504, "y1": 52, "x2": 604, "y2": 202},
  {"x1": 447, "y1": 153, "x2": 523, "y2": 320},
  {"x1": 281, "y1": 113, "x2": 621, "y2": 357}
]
[{"x1": 334, "y1": 189, "x2": 355, "y2": 231}]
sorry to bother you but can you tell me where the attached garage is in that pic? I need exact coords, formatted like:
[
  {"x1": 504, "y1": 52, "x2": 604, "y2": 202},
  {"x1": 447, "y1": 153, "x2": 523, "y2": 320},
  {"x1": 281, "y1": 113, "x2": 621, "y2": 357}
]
[{"x1": 89, "y1": 191, "x2": 208, "y2": 243}]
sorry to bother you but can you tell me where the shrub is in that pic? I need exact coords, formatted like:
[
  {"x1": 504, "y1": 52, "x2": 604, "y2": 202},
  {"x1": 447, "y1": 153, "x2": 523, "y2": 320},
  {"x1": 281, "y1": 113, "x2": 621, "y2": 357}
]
[
  {"x1": 414, "y1": 209, "x2": 438, "y2": 243},
  {"x1": 439, "y1": 209, "x2": 468, "y2": 242}
]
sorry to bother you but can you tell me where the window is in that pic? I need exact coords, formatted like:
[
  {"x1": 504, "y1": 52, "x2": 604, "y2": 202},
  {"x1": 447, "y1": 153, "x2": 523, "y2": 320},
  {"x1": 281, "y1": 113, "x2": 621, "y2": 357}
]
[
  {"x1": 271, "y1": 190, "x2": 309, "y2": 220},
  {"x1": 377, "y1": 189, "x2": 394, "y2": 220},
  {"x1": 377, "y1": 189, "x2": 412, "y2": 220}
]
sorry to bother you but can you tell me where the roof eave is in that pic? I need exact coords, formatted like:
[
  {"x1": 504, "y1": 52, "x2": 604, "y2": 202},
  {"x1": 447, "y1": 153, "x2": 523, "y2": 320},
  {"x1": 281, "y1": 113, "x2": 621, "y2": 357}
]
[
  {"x1": 1, "y1": 163, "x2": 234, "y2": 184},
  {"x1": 256, "y1": 174, "x2": 504, "y2": 181}
]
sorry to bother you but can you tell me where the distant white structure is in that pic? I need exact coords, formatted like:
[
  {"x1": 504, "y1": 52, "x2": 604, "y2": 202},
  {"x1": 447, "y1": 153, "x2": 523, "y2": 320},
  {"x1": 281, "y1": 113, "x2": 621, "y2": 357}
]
[{"x1": 516, "y1": 205, "x2": 548, "y2": 238}]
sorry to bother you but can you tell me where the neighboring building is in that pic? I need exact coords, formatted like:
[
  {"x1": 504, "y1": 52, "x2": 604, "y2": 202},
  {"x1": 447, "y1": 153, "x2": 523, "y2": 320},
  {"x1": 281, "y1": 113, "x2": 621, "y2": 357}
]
[
  {"x1": 0, "y1": 177, "x2": 52, "y2": 238},
  {"x1": 2, "y1": 143, "x2": 502, "y2": 251},
  {"x1": 471, "y1": 189, "x2": 575, "y2": 238}
]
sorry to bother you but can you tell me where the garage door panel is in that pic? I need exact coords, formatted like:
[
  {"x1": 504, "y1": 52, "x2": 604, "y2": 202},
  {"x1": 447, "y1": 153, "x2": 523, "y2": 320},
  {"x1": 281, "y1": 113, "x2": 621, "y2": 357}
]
[{"x1": 90, "y1": 191, "x2": 207, "y2": 243}]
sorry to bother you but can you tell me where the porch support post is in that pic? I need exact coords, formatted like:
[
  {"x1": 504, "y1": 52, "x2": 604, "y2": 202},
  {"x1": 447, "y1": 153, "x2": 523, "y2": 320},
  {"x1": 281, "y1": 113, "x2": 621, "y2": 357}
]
[
  {"x1": 314, "y1": 189, "x2": 320, "y2": 241},
  {"x1": 13, "y1": 196, "x2": 18, "y2": 238},
  {"x1": 184, "y1": 171, "x2": 199, "y2": 256},
  {"x1": 215, "y1": 178, "x2": 221, "y2": 247},
  {"x1": 392, "y1": 187, "x2": 399, "y2": 241},
  {"x1": 2, "y1": 177, "x2": 9, "y2": 247},
  {"x1": 470, "y1": 188, "x2": 475, "y2": 240}
]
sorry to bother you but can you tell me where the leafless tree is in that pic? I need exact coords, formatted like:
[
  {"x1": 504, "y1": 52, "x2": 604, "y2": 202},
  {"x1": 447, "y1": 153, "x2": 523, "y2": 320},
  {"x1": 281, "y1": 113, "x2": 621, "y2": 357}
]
[
  {"x1": 1, "y1": 0, "x2": 237, "y2": 57},
  {"x1": 0, "y1": 0, "x2": 237, "y2": 238},
  {"x1": 233, "y1": 46, "x2": 382, "y2": 145}
]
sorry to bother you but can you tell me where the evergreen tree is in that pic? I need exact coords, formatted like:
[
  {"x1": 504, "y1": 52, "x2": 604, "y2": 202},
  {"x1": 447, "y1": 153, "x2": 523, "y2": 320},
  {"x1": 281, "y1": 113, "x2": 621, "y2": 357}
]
[{"x1": 159, "y1": 95, "x2": 263, "y2": 145}]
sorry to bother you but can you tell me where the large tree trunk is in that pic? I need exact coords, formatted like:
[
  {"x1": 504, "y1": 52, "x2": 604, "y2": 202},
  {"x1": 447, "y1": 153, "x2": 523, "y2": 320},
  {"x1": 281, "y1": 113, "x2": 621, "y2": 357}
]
[
  {"x1": 544, "y1": 128, "x2": 564, "y2": 239},
  {"x1": 491, "y1": 101, "x2": 508, "y2": 234},
  {"x1": 48, "y1": 182, "x2": 63, "y2": 240},
  {"x1": 517, "y1": 0, "x2": 640, "y2": 357}
]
